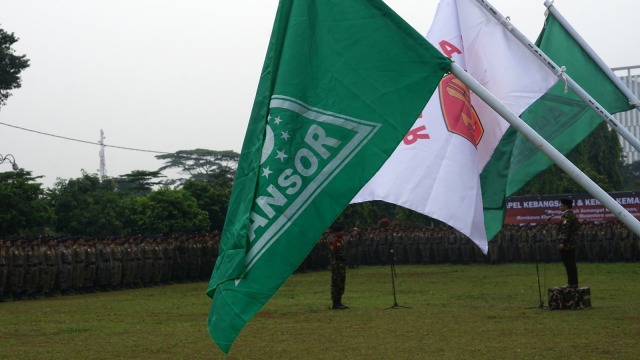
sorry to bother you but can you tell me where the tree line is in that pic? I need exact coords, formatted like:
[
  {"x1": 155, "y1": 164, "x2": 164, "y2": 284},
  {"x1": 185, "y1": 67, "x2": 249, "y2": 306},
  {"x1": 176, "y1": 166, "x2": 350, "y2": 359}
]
[
  {"x1": 2, "y1": 126, "x2": 638, "y2": 239},
  {"x1": 1, "y1": 24, "x2": 638, "y2": 239}
]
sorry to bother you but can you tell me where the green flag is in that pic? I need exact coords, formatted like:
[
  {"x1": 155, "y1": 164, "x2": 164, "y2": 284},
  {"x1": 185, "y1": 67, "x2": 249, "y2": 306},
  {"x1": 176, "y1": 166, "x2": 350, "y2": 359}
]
[
  {"x1": 481, "y1": 13, "x2": 634, "y2": 240},
  {"x1": 205, "y1": 0, "x2": 451, "y2": 354}
]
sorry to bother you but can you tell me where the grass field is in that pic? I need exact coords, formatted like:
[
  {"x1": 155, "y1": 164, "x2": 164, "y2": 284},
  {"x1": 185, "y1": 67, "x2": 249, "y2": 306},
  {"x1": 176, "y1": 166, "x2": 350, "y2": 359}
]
[{"x1": 1, "y1": 262, "x2": 639, "y2": 359}]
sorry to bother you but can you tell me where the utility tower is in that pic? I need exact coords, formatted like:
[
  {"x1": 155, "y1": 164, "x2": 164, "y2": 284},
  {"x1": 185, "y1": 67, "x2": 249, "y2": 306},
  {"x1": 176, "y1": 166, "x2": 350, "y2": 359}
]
[{"x1": 98, "y1": 129, "x2": 107, "y2": 179}]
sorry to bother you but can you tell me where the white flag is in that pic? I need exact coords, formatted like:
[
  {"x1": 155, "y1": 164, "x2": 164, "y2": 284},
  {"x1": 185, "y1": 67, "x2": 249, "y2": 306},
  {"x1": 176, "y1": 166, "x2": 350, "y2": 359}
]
[{"x1": 352, "y1": 0, "x2": 557, "y2": 253}]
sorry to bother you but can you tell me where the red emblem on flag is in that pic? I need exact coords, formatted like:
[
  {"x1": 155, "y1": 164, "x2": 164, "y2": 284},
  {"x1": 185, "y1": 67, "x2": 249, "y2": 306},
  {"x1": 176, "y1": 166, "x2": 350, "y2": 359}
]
[{"x1": 439, "y1": 74, "x2": 483, "y2": 147}]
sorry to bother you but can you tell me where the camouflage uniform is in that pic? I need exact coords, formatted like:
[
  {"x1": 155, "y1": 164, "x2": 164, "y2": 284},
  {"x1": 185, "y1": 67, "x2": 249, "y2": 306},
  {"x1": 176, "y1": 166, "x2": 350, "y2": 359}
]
[
  {"x1": 57, "y1": 239, "x2": 74, "y2": 296},
  {"x1": 0, "y1": 241, "x2": 8, "y2": 301},
  {"x1": 162, "y1": 237, "x2": 175, "y2": 284},
  {"x1": 96, "y1": 239, "x2": 112, "y2": 291},
  {"x1": 140, "y1": 238, "x2": 153, "y2": 286},
  {"x1": 460, "y1": 236, "x2": 474, "y2": 264},
  {"x1": 72, "y1": 239, "x2": 86, "y2": 294},
  {"x1": 488, "y1": 231, "x2": 501, "y2": 264},
  {"x1": 619, "y1": 223, "x2": 634, "y2": 262},
  {"x1": 9, "y1": 240, "x2": 26, "y2": 300},
  {"x1": 433, "y1": 230, "x2": 446, "y2": 264},
  {"x1": 584, "y1": 224, "x2": 598, "y2": 262},
  {"x1": 419, "y1": 230, "x2": 432, "y2": 264},
  {"x1": 406, "y1": 229, "x2": 419, "y2": 264},
  {"x1": 364, "y1": 231, "x2": 376, "y2": 265},
  {"x1": 328, "y1": 230, "x2": 348, "y2": 309},
  {"x1": 151, "y1": 238, "x2": 164, "y2": 285},
  {"x1": 446, "y1": 230, "x2": 460, "y2": 264},
  {"x1": 173, "y1": 236, "x2": 188, "y2": 282},
  {"x1": 41, "y1": 239, "x2": 58, "y2": 297},
  {"x1": 121, "y1": 239, "x2": 134, "y2": 288},
  {"x1": 132, "y1": 239, "x2": 143, "y2": 287},
  {"x1": 83, "y1": 240, "x2": 97, "y2": 292},
  {"x1": 188, "y1": 237, "x2": 201, "y2": 281},
  {"x1": 24, "y1": 240, "x2": 42, "y2": 299},
  {"x1": 377, "y1": 229, "x2": 390, "y2": 265},
  {"x1": 346, "y1": 229, "x2": 361, "y2": 268},
  {"x1": 557, "y1": 202, "x2": 580, "y2": 287},
  {"x1": 110, "y1": 240, "x2": 123, "y2": 289}
]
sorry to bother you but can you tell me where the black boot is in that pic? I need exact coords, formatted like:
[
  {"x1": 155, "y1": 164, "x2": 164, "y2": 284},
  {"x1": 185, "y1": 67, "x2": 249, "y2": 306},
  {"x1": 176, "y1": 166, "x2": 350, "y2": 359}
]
[{"x1": 332, "y1": 298, "x2": 349, "y2": 310}]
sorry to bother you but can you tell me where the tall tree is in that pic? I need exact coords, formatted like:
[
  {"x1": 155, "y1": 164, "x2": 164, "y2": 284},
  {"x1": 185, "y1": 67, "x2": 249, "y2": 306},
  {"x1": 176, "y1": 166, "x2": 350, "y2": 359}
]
[
  {"x1": 49, "y1": 172, "x2": 124, "y2": 236},
  {"x1": 144, "y1": 188, "x2": 209, "y2": 234},
  {"x1": 0, "y1": 26, "x2": 30, "y2": 108},
  {"x1": 116, "y1": 170, "x2": 165, "y2": 195},
  {"x1": 0, "y1": 169, "x2": 51, "y2": 236},
  {"x1": 182, "y1": 180, "x2": 230, "y2": 232},
  {"x1": 621, "y1": 160, "x2": 640, "y2": 190},
  {"x1": 155, "y1": 149, "x2": 239, "y2": 185},
  {"x1": 517, "y1": 123, "x2": 625, "y2": 195}
]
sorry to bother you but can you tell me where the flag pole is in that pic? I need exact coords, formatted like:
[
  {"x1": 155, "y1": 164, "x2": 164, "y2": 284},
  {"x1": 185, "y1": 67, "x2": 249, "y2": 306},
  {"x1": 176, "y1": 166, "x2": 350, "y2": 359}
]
[
  {"x1": 473, "y1": 0, "x2": 640, "y2": 153},
  {"x1": 450, "y1": 62, "x2": 640, "y2": 238},
  {"x1": 544, "y1": 0, "x2": 640, "y2": 111}
]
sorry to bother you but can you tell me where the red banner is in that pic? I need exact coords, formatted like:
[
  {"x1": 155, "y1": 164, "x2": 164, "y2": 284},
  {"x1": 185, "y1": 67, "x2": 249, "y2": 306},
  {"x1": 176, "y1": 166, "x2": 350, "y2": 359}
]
[{"x1": 504, "y1": 192, "x2": 640, "y2": 225}]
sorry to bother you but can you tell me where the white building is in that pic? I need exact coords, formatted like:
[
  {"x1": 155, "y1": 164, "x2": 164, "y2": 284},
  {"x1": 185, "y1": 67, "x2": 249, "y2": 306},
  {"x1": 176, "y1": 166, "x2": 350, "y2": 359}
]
[{"x1": 613, "y1": 65, "x2": 640, "y2": 164}]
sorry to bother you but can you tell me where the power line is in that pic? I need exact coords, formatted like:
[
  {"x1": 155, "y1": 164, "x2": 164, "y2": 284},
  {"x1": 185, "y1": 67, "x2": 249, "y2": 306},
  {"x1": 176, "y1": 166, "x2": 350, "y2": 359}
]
[{"x1": 0, "y1": 121, "x2": 171, "y2": 155}]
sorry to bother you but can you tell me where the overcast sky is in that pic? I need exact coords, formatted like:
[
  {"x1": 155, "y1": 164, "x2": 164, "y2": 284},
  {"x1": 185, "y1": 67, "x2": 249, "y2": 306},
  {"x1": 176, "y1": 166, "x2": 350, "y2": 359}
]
[{"x1": 1, "y1": 0, "x2": 638, "y2": 188}]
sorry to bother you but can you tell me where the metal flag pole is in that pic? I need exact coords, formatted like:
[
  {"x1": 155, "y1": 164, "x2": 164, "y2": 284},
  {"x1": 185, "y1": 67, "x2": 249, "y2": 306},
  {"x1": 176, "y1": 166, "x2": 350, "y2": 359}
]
[
  {"x1": 544, "y1": 0, "x2": 640, "y2": 111},
  {"x1": 473, "y1": 0, "x2": 640, "y2": 153},
  {"x1": 449, "y1": 62, "x2": 640, "y2": 238}
]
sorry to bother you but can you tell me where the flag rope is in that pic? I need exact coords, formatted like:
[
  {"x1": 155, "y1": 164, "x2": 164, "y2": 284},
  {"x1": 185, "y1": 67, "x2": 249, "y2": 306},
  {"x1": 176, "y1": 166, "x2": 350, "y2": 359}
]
[{"x1": 556, "y1": 66, "x2": 569, "y2": 93}]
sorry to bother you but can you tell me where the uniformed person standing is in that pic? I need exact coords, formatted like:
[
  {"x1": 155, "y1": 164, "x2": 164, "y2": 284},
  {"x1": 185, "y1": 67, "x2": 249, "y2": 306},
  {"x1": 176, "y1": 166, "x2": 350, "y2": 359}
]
[
  {"x1": 121, "y1": 237, "x2": 134, "y2": 288},
  {"x1": 162, "y1": 236, "x2": 175, "y2": 284},
  {"x1": 9, "y1": 239, "x2": 27, "y2": 300},
  {"x1": 556, "y1": 198, "x2": 580, "y2": 288},
  {"x1": 72, "y1": 238, "x2": 86, "y2": 294},
  {"x1": 406, "y1": 228, "x2": 419, "y2": 264},
  {"x1": 151, "y1": 237, "x2": 164, "y2": 286},
  {"x1": 41, "y1": 237, "x2": 57, "y2": 297},
  {"x1": 460, "y1": 235, "x2": 474, "y2": 264},
  {"x1": 83, "y1": 238, "x2": 97, "y2": 292},
  {"x1": 132, "y1": 237, "x2": 143, "y2": 287},
  {"x1": 584, "y1": 223, "x2": 598, "y2": 262},
  {"x1": 174, "y1": 235, "x2": 188, "y2": 283},
  {"x1": 96, "y1": 238, "x2": 112, "y2": 291},
  {"x1": 140, "y1": 237, "x2": 153, "y2": 286},
  {"x1": 187, "y1": 236, "x2": 201, "y2": 281},
  {"x1": 24, "y1": 238, "x2": 42, "y2": 299},
  {"x1": 0, "y1": 240, "x2": 8, "y2": 301},
  {"x1": 346, "y1": 228, "x2": 361, "y2": 269},
  {"x1": 110, "y1": 238, "x2": 123, "y2": 290},
  {"x1": 518, "y1": 226, "x2": 531, "y2": 262},
  {"x1": 57, "y1": 238, "x2": 74, "y2": 296},
  {"x1": 328, "y1": 224, "x2": 348, "y2": 310},
  {"x1": 419, "y1": 228, "x2": 432, "y2": 264},
  {"x1": 446, "y1": 229, "x2": 460, "y2": 264}
]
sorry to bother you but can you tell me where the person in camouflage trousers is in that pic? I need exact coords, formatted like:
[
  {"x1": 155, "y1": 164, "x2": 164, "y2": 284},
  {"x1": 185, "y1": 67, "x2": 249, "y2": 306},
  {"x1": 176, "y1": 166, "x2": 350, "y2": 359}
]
[
  {"x1": 0, "y1": 240, "x2": 8, "y2": 301},
  {"x1": 110, "y1": 238, "x2": 124, "y2": 290},
  {"x1": 83, "y1": 238, "x2": 97, "y2": 293},
  {"x1": 327, "y1": 225, "x2": 348, "y2": 310},
  {"x1": 57, "y1": 238, "x2": 74, "y2": 296},
  {"x1": 41, "y1": 237, "x2": 58, "y2": 297},
  {"x1": 557, "y1": 199, "x2": 580, "y2": 288},
  {"x1": 24, "y1": 238, "x2": 42, "y2": 299},
  {"x1": 72, "y1": 238, "x2": 86, "y2": 294}
]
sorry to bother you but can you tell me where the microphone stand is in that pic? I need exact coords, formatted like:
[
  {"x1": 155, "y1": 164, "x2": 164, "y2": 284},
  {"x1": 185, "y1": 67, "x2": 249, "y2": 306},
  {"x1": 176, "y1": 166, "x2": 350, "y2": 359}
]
[
  {"x1": 527, "y1": 216, "x2": 553, "y2": 310},
  {"x1": 385, "y1": 239, "x2": 411, "y2": 310}
]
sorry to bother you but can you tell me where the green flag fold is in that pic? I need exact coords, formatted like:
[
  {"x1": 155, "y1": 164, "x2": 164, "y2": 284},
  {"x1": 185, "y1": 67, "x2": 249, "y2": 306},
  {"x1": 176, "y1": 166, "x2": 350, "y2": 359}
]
[
  {"x1": 206, "y1": 0, "x2": 451, "y2": 354},
  {"x1": 481, "y1": 13, "x2": 634, "y2": 240}
]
